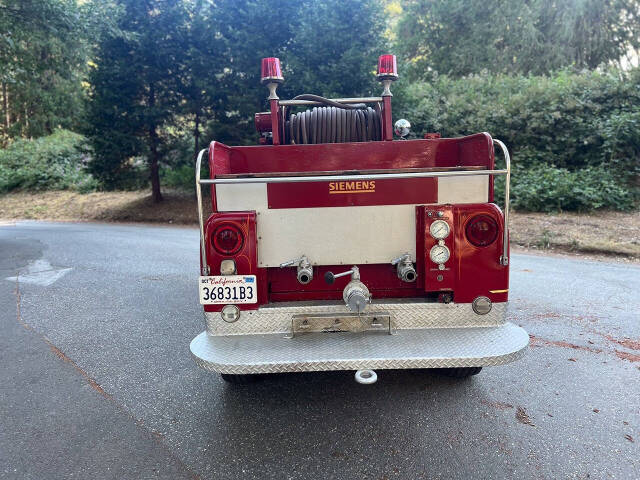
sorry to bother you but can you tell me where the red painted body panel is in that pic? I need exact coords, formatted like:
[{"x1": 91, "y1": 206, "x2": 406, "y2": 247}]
[
  {"x1": 220, "y1": 133, "x2": 493, "y2": 175},
  {"x1": 267, "y1": 177, "x2": 437, "y2": 209},
  {"x1": 203, "y1": 133, "x2": 506, "y2": 310},
  {"x1": 452, "y1": 203, "x2": 509, "y2": 303}
]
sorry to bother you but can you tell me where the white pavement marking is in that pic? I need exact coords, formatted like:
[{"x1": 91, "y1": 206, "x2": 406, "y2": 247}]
[{"x1": 5, "y1": 258, "x2": 72, "y2": 286}]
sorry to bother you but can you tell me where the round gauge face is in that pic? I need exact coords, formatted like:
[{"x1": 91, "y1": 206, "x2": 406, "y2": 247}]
[
  {"x1": 430, "y1": 245, "x2": 450, "y2": 264},
  {"x1": 429, "y1": 220, "x2": 450, "y2": 239}
]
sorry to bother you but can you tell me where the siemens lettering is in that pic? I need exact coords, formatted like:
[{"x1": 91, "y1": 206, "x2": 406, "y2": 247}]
[{"x1": 328, "y1": 181, "x2": 376, "y2": 194}]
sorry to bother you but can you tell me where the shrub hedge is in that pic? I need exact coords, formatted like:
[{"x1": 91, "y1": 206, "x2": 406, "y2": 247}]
[
  {"x1": 396, "y1": 68, "x2": 639, "y2": 211},
  {"x1": 0, "y1": 130, "x2": 97, "y2": 193}
]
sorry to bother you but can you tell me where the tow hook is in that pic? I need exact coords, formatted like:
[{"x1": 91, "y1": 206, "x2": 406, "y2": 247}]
[{"x1": 355, "y1": 369, "x2": 377, "y2": 385}]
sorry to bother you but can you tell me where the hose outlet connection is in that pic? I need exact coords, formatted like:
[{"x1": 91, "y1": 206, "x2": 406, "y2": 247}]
[
  {"x1": 324, "y1": 266, "x2": 372, "y2": 313},
  {"x1": 280, "y1": 255, "x2": 313, "y2": 285},
  {"x1": 391, "y1": 253, "x2": 417, "y2": 283}
]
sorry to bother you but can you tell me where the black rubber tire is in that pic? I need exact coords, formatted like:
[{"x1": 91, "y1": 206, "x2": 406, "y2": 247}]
[
  {"x1": 220, "y1": 373, "x2": 261, "y2": 384},
  {"x1": 436, "y1": 367, "x2": 482, "y2": 378}
]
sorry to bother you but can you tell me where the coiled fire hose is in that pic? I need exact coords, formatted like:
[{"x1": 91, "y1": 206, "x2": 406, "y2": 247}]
[{"x1": 285, "y1": 95, "x2": 382, "y2": 144}]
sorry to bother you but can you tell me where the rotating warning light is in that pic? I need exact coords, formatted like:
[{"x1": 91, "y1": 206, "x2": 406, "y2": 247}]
[
  {"x1": 261, "y1": 57, "x2": 284, "y2": 84},
  {"x1": 377, "y1": 54, "x2": 398, "y2": 80}
]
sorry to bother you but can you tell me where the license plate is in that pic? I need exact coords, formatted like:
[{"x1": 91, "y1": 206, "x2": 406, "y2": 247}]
[{"x1": 199, "y1": 275, "x2": 257, "y2": 305}]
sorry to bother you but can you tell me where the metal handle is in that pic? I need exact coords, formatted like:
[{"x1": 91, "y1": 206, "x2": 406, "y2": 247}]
[
  {"x1": 197, "y1": 139, "x2": 511, "y2": 270},
  {"x1": 391, "y1": 253, "x2": 411, "y2": 266},
  {"x1": 198, "y1": 168, "x2": 508, "y2": 185},
  {"x1": 493, "y1": 139, "x2": 510, "y2": 266},
  {"x1": 279, "y1": 256, "x2": 305, "y2": 268},
  {"x1": 324, "y1": 266, "x2": 360, "y2": 285},
  {"x1": 195, "y1": 148, "x2": 208, "y2": 275},
  {"x1": 279, "y1": 97, "x2": 383, "y2": 107}
]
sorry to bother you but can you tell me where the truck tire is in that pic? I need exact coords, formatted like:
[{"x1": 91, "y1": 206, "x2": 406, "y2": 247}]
[
  {"x1": 436, "y1": 367, "x2": 482, "y2": 378},
  {"x1": 220, "y1": 373, "x2": 260, "y2": 384}
]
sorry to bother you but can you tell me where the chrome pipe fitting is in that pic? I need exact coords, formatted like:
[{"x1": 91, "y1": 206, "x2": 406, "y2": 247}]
[
  {"x1": 324, "y1": 266, "x2": 372, "y2": 313},
  {"x1": 296, "y1": 256, "x2": 313, "y2": 285},
  {"x1": 342, "y1": 266, "x2": 371, "y2": 314},
  {"x1": 391, "y1": 253, "x2": 417, "y2": 283},
  {"x1": 280, "y1": 255, "x2": 313, "y2": 285}
]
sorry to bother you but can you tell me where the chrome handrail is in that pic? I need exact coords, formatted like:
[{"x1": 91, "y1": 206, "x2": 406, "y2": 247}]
[
  {"x1": 493, "y1": 139, "x2": 511, "y2": 266},
  {"x1": 195, "y1": 148, "x2": 208, "y2": 275},
  {"x1": 196, "y1": 139, "x2": 512, "y2": 271},
  {"x1": 198, "y1": 168, "x2": 508, "y2": 185}
]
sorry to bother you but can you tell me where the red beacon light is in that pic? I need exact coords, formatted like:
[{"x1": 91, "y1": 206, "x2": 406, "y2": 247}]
[
  {"x1": 261, "y1": 57, "x2": 284, "y2": 85},
  {"x1": 377, "y1": 54, "x2": 398, "y2": 81}
]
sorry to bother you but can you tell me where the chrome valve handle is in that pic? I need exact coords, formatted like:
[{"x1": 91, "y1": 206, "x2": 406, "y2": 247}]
[{"x1": 324, "y1": 266, "x2": 359, "y2": 285}]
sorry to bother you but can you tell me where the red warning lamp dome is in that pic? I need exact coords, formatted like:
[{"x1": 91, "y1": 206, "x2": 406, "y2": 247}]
[
  {"x1": 261, "y1": 57, "x2": 284, "y2": 84},
  {"x1": 377, "y1": 54, "x2": 398, "y2": 80}
]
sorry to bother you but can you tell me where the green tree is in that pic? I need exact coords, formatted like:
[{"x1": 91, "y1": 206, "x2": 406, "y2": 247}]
[
  {"x1": 394, "y1": 0, "x2": 640, "y2": 78},
  {"x1": 0, "y1": 0, "x2": 96, "y2": 142},
  {"x1": 86, "y1": 0, "x2": 189, "y2": 202},
  {"x1": 204, "y1": 0, "x2": 384, "y2": 146}
]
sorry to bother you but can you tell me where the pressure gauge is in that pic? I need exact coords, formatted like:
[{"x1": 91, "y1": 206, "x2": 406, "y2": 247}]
[
  {"x1": 430, "y1": 245, "x2": 450, "y2": 264},
  {"x1": 429, "y1": 220, "x2": 450, "y2": 240}
]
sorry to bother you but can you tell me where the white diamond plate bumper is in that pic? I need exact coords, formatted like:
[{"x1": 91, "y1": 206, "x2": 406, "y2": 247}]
[{"x1": 190, "y1": 323, "x2": 529, "y2": 374}]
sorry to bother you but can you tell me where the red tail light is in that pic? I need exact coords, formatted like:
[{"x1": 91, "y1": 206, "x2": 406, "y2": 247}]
[
  {"x1": 465, "y1": 215, "x2": 498, "y2": 247},
  {"x1": 212, "y1": 224, "x2": 244, "y2": 255}
]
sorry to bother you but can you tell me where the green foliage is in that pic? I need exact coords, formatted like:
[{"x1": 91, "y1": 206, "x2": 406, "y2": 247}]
[
  {"x1": 395, "y1": 0, "x2": 640, "y2": 79},
  {"x1": 0, "y1": 130, "x2": 97, "y2": 192},
  {"x1": 0, "y1": 0, "x2": 110, "y2": 141},
  {"x1": 494, "y1": 165, "x2": 635, "y2": 212},
  {"x1": 397, "y1": 68, "x2": 639, "y2": 211},
  {"x1": 85, "y1": 0, "x2": 190, "y2": 201}
]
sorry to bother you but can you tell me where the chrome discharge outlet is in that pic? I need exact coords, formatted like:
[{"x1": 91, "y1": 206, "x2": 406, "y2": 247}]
[
  {"x1": 391, "y1": 253, "x2": 417, "y2": 283},
  {"x1": 324, "y1": 265, "x2": 371, "y2": 314},
  {"x1": 355, "y1": 369, "x2": 377, "y2": 385},
  {"x1": 280, "y1": 255, "x2": 313, "y2": 285}
]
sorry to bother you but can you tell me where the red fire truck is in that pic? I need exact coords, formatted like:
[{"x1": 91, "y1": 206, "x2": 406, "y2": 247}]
[{"x1": 190, "y1": 55, "x2": 528, "y2": 384}]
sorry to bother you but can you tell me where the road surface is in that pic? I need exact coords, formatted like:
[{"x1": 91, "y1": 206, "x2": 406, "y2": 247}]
[{"x1": 1, "y1": 221, "x2": 638, "y2": 480}]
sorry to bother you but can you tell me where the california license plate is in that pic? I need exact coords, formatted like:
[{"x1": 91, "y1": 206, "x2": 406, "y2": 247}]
[{"x1": 199, "y1": 275, "x2": 257, "y2": 305}]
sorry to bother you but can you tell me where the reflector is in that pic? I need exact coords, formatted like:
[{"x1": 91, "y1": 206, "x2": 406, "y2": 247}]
[{"x1": 261, "y1": 57, "x2": 284, "y2": 84}]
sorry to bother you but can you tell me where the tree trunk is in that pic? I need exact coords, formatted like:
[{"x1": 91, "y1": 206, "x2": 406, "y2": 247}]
[
  {"x1": 3, "y1": 83, "x2": 9, "y2": 132},
  {"x1": 148, "y1": 83, "x2": 163, "y2": 203},
  {"x1": 194, "y1": 109, "x2": 200, "y2": 155}
]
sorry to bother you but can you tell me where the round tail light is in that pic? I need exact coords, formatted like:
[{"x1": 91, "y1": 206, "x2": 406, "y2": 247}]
[
  {"x1": 212, "y1": 224, "x2": 244, "y2": 255},
  {"x1": 465, "y1": 215, "x2": 498, "y2": 247}
]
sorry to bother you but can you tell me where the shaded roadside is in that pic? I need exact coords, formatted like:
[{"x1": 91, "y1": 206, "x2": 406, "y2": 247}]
[{"x1": 0, "y1": 190, "x2": 638, "y2": 261}]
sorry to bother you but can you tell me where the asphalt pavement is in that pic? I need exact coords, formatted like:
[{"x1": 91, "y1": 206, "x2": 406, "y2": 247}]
[{"x1": 1, "y1": 221, "x2": 638, "y2": 480}]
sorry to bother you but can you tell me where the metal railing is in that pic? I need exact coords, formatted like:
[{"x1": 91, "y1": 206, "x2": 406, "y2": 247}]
[
  {"x1": 196, "y1": 139, "x2": 511, "y2": 273},
  {"x1": 279, "y1": 97, "x2": 382, "y2": 107}
]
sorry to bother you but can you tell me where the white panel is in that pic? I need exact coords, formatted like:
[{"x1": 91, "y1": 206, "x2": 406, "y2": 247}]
[
  {"x1": 257, "y1": 204, "x2": 416, "y2": 267},
  {"x1": 437, "y1": 176, "x2": 488, "y2": 204},
  {"x1": 216, "y1": 183, "x2": 268, "y2": 210},
  {"x1": 214, "y1": 178, "x2": 489, "y2": 267}
]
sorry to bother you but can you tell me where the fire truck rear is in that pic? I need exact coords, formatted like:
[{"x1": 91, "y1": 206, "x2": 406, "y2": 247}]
[{"x1": 190, "y1": 55, "x2": 529, "y2": 384}]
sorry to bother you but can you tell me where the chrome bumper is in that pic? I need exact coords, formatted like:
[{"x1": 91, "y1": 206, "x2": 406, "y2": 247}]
[{"x1": 190, "y1": 301, "x2": 529, "y2": 374}]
